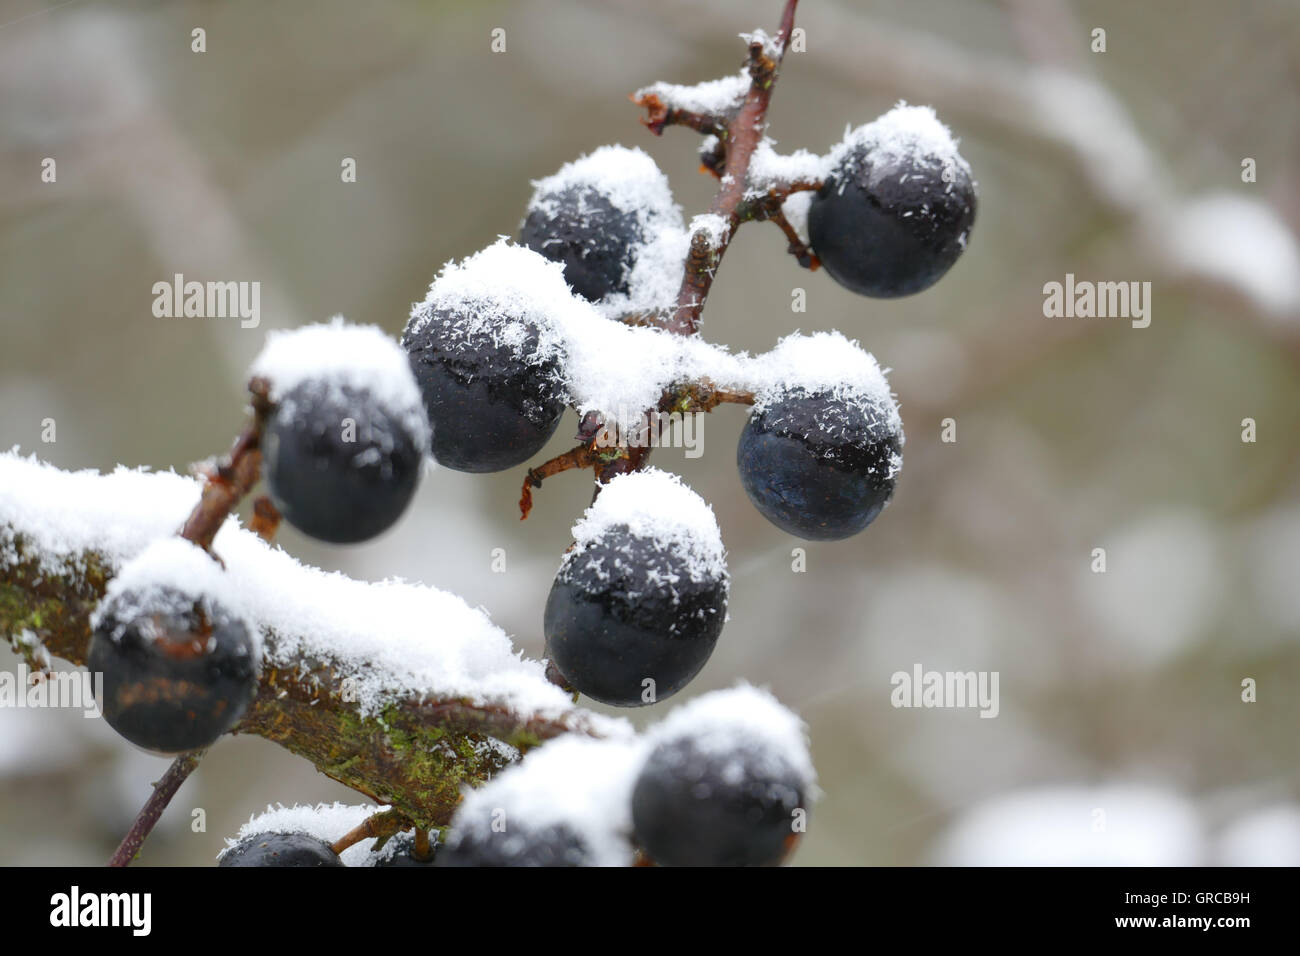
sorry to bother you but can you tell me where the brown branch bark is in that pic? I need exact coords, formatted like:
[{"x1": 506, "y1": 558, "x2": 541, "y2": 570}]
[
  {"x1": 180, "y1": 377, "x2": 272, "y2": 551},
  {"x1": 666, "y1": 0, "x2": 800, "y2": 335},
  {"x1": 108, "y1": 751, "x2": 204, "y2": 867},
  {"x1": 0, "y1": 521, "x2": 607, "y2": 831}
]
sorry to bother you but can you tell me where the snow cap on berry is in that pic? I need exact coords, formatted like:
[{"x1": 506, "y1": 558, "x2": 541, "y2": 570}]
[
  {"x1": 221, "y1": 802, "x2": 386, "y2": 867},
  {"x1": 526, "y1": 146, "x2": 687, "y2": 324},
  {"x1": 449, "y1": 735, "x2": 645, "y2": 867},
  {"x1": 407, "y1": 238, "x2": 576, "y2": 369},
  {"x1": 249, "y1": 317, "x2": 428, "y2": 444},
  {"x1": 647, "y1": 683, "x2": 817, "y2": 792},
  {"x1": 524, "y1": 145, "x2": 681, "y2": 231},
  {"x1": 751, "y1": 331, "x2": 903, "y2": 429},
  {"x1": 409, "y1": 240, "x2": 742, "y2": 432},
  {"x1": 830, "y1": 102, "x2": 972, "y2": 178},
  {"x1": 567, "y1": 468, "x2": 728, "y2": 586},
  {"x1": 91, "y1": 536, "x2": 256, "y2": 653}
]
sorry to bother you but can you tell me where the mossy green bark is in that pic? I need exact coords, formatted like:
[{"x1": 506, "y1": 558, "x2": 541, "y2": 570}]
[{"x1": 1, "y1": 530, "x2": 586, "y2": 829}]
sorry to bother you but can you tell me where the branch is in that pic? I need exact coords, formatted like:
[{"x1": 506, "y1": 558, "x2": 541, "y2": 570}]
[
  {"x1": 0, "y1": 455, "x2": 618, "y2": 831},
  {"x1": 180, "y1": 377, "x2": 272, "y2": 552},
  {"x1": 108, "y1": 751, "x2": 204, "y2": 867},
  {"x1": 666, "y1": 0, "x2": 801, "y2": 335}
]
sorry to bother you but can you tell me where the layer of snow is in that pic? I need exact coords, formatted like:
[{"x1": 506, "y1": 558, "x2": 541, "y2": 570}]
[
  {"x1": 603, "y1": 224, "x2": 694, "y2": 322},
  {"x1": 568, "y1": 468, "x2": 727, "y2": 585},
  {"x1": 747, "y1": 139, "x2": 828, "y2": 196},
  {"x1": 250, "y1": 317, "x2": 428, "y2": 440},
  {"x1": 525, "y1": 145, "x2": 681, "y2": 231},
  {"x1": 521, "y1": 146, "x2": 688, "y2": 322},
  {"x1": 689, "y1": 212, "x2": 731, "y2": 250},
  {"x1": 829, "y1": 102, "x2": 971, "y2": 178},
  {"x1": 0, "y1": 450, "x2": 202, "y2": 574},
  {"x1": 220, "y1": 802, "x2": 386, "y2": 867},
  {"x1": 749, "y1": 331, "x2": 904, "y2": 437},
  {"x1": 934, "y1": 785, "x2": 1204, "y2": 866},
  {"x1": 0, "y1": 450, "x2": 617, "y2": 726},
  {"x1": 781, "y1": 191, "x2": 814, "y2": 245},
  {"x1": 739, "y1": 28, "x2": 783, "y2": 61},
  {"x1": 449, "y1": 735, "x2": 645, "y2": 866},
  {"x1": 645, "y1": 683, "x2": 816, "y2": 791},
  {"x1": 634, "y1": 70, "x2": 750, "y2": 116},
  {"x1": 90, "y1": 537, "x2": 258, "y2": 656},
  {"x1": 408, "y1": 243, "x2": 902, "y2": 433}
]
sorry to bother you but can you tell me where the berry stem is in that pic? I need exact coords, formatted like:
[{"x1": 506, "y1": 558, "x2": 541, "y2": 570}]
[
  {"x1": 520, "y1": 441, "x2": 606, "y2": 519},
  {"x1": 767, "y1": 207, "x2": 820, "y2": 270},
  {"x1": 412, "y1": 827, "x2": 434, "y2": 862},
  {"x1": 107, "y1": 750, "x2": 204, "y2": 867},
  {"x1": 330, "y1": 808, "x2": 411, "y2": 856},
  {"x1": 179, "y1": 377, "x2": 274, "y2": 551},
  {"x1": 666, "y1": 0, "x2": 801, "y2": 336}
]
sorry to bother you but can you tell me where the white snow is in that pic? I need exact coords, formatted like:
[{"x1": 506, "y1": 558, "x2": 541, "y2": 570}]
[
  {"x1": 781, "y1": 191, "x2": 814, "y2": 245},
  {"x1": 829, "y1": 102, "x2": 971, "y2": 177},
  {"x1": 568, "y1": 468, "x2": 727, "y2": 585},
  {"x1": 603, "y1": 224, "x2": 694, "y2": 322},
  {"x1": 0, "y1": 450, "x2": 620, "y2": 727},
  {"x1": 525, "y1": 145, "x2": 681, "y2": 231},
  {"x1": 688, "y1": 212, "x2": 731, "y2": 250},
  {"x1": 0, "y1": 450, "x2": 203, "y2": 574},
  {"x1": 748, "y1": 331, "x2": 904, "y2": 446},
  {"x1": 520, "y1": 146, "x2": 689, "y2": 324},
  {"x1": 249, "y1": 317, "x2": 428, "y2": 441},
  {"x1": 747, "y1": 139, "x2": 829, "y2": 196},
  {"x1": 634, "y1": 70, "x2": 750, "y2": 116},
  {"x1": 90, "y1": 537, "x2": 257, "y2": 655},
  {"x1": 645, "y1": 683, "x2": 817, "y2": 791},
  {"x1": 934, "y1": 785, "x2": 1204, "y2": 866},
  {"x1": 408, "y1": 243, "x2": 902, "y2": 434},
  {"x1": 220, "y1": 801, "x2": 387, "y2": 866},
  {"x1": 449, "y1": 734, "x2": 645, "y2": 866}
]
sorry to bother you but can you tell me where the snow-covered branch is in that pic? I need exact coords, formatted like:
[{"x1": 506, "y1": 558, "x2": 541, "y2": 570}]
[{"x1": 0, "y1": 451, "x2": 619, "y2": 829}]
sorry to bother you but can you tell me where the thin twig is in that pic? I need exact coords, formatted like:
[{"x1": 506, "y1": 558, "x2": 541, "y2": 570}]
[
  {"x1": 107, "y1": 750, "x2": 204, "y2": 867},
  {"x1": 331, "y1": 808, "x2": 411, "y2": 856},
  {"x1": 667, "y1": 0, "x2": 801, "y2": 335},
  {"x1": 180, "y1": 377, "x2": 273, "y2": 551}
]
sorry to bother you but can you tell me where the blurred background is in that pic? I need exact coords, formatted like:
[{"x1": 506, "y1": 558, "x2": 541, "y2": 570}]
[{"x1": 2, "y1": 0, "x2": 1299, "y2": 865}]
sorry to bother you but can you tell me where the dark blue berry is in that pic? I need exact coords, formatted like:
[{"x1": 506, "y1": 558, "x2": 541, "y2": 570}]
[
  {"x1": 436, "y1": 823, "x2": 589, "y2": 867},
  {"x1": 543, "y1": 526, "x2": 727, "y2": 707},
  {"x1": 88, "y1": 587, "x2": 257, "y2": 754},
  {"x1": 402, "y1": 309, "x2": 565, "y2": 473},
  {"x1": 521, "y1": 185, "x2": 642, "y2": 302},
  {"x1": 631, "y1": 736, "x2": 806, "y2": 867},
  {"x1": 737, "y1": 389, "x2": 902, "y2": 540},
  {"x1": 219, "y1": 832, "x2": 344, "y2": 867},
  {"x1": 263, "y1": 381, "x2": 425, "y2": 543},
  {"x1": 809, "y1": 138, "x2": 975, "y2": 297}
]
